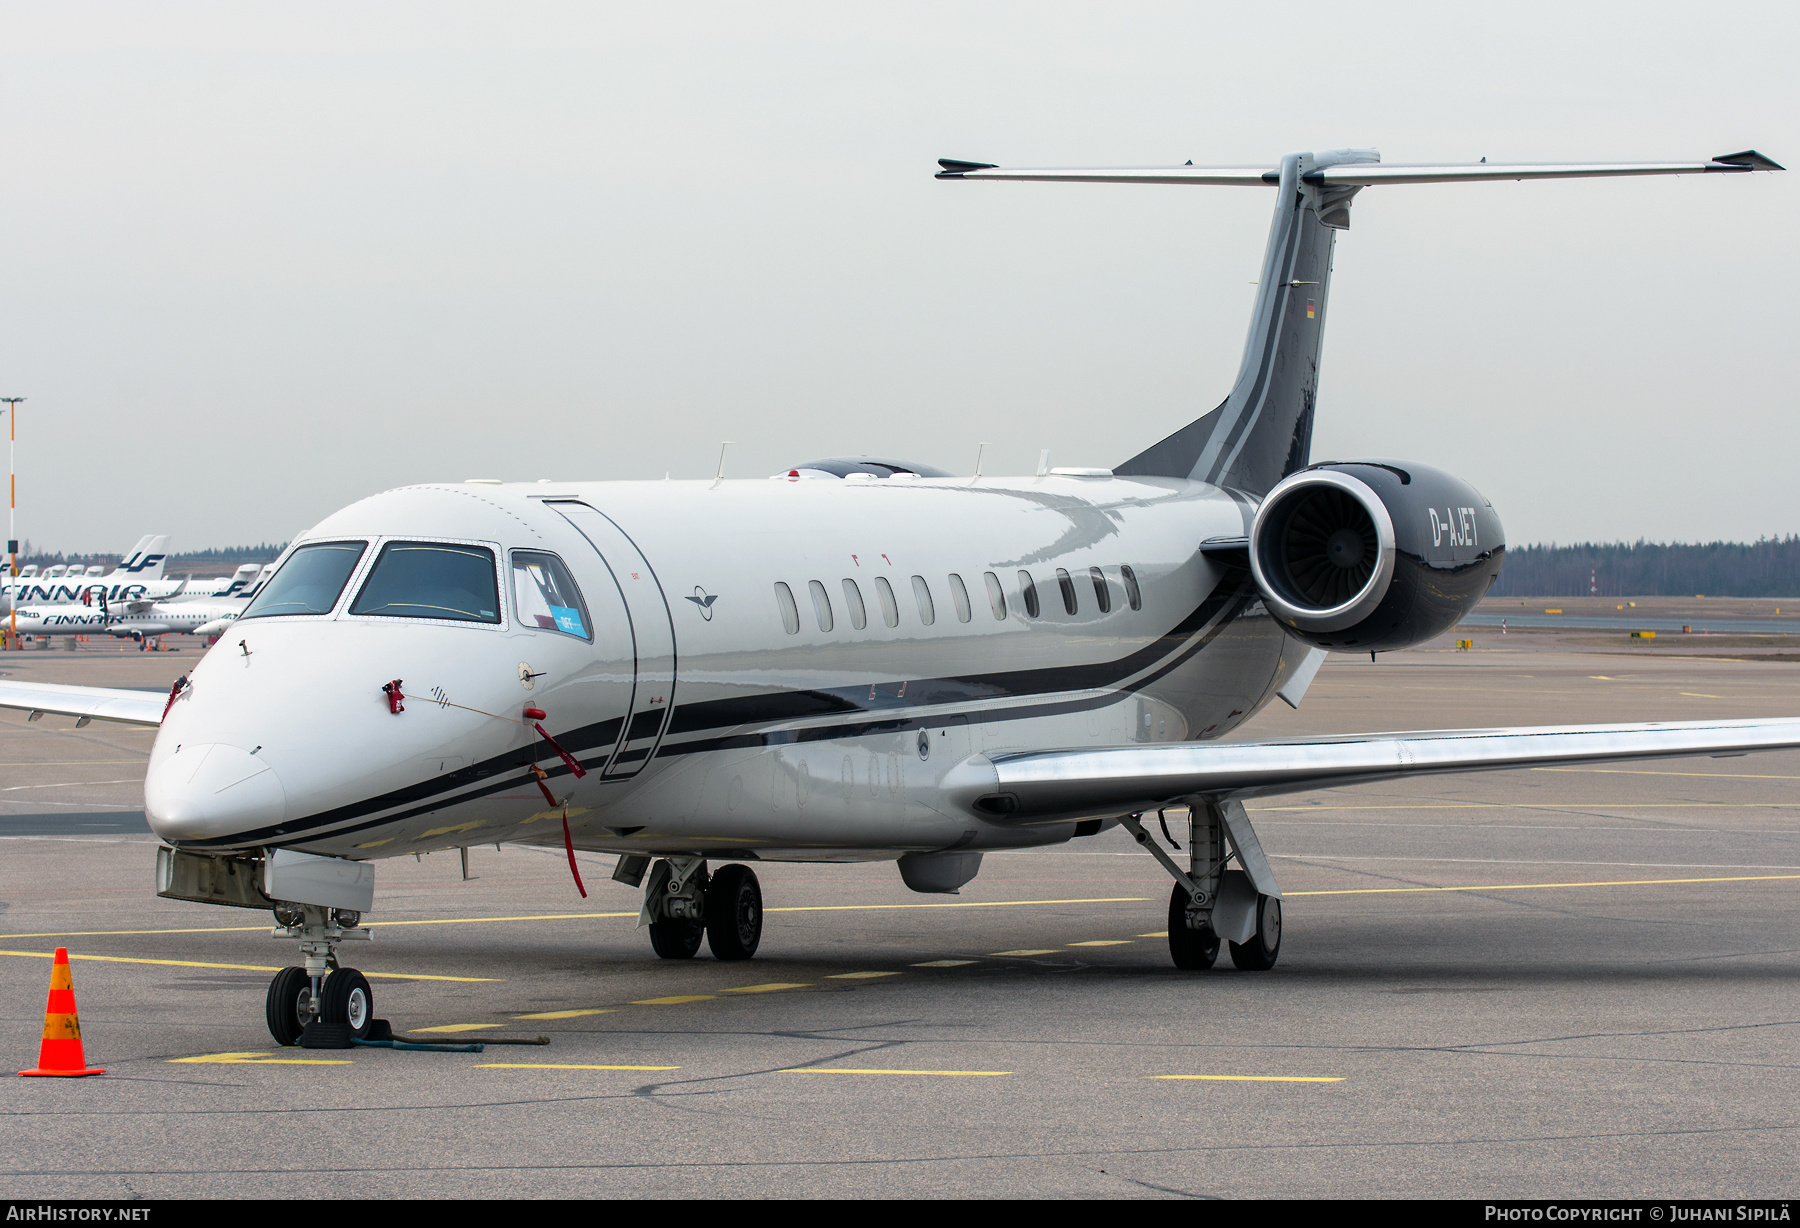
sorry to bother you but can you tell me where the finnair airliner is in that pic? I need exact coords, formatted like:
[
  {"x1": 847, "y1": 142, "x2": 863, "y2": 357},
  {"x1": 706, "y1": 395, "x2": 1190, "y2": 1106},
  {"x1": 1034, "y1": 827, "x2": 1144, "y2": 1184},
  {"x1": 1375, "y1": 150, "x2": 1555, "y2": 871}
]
[
  {"x1": 1, "y1": 147, "x2": 1791, "y2": 1050},
  {"x1": 5, "y1": 565, "x2": 268, "y2": 644},
  {"x1": 1, "y1": 535, "x2": 172, "y2": 614}
]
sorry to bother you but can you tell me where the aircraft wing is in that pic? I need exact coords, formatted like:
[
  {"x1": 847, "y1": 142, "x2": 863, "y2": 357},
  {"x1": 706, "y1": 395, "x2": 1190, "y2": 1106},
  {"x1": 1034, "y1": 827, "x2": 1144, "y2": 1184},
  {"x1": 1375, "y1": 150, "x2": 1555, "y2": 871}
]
[
  {"x1": 0, "y1": 681, "x2": 167, "y2": 728},
  {"x1": 955, "y1": 718, "x2": 1800, "y2": 823}
]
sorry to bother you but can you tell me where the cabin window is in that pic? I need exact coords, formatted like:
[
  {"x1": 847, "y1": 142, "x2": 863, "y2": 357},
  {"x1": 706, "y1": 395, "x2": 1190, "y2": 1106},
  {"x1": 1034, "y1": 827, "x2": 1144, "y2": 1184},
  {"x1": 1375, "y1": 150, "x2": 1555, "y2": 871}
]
[
  {"x1": 1055, "y1": 567, "x2": 1078, "y2": 615},
  {"x1": 984, "y1": 571, "x2": 1007, "y2": 619},
  {"x1": 874, "y1": 575, "x2": 899, "y2": 627},
  {"x1": 911, "y1": 575, "x2": 936, "y2": 625},
  {"x1": 243, "y1": 541, "x2": 368, "y2": 619},
  {"x1": 1090, "y1": 566, "x2": 1111, "y2": 614},
  {"x1": 1120, "y1": 564, "x2": 1142, "y2": 611},
  {"x1": 774, "y1": 582, "x2": 800, "y2": 634},
  {"x1": 350, "y1": 542, "x2": 501, "y2": 623},
  {"x1": 510, "y1": 550, "x2": 592, "y2": 640},
  {"x1": 842, "y1": 578, "x2": 867, "y2": 630},
  {"x1": 1017, "y1": 570, "x2": 1040, "y2": 618},
  {"x1": 808, "y1": 579, "x2": 834, "y2": 632},
  {"x1": 948, "y1": 573, "x2": 972, "y2": 622}
]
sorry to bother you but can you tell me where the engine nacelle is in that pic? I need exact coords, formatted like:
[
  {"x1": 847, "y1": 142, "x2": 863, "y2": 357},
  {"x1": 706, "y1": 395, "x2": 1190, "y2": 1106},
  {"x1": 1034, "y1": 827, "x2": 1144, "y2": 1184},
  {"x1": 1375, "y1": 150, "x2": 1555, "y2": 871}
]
[{"x1": 1248, "y1": 461, "x2": 1505, "y2": 652}]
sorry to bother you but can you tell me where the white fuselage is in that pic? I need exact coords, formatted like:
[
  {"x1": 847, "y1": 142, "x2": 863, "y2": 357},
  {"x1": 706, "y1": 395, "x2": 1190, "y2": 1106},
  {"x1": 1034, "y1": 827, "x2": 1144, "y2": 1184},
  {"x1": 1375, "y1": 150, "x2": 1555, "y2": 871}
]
[
  {"x1": 144, "y1": 476, "x2": 1311, "y2": 863},
  {"x1": 1, "y1": 574, "x2": 238, "y2": 616},
  {"x1": 7, "y1": 593, "x2": 255, "y2": 640}
]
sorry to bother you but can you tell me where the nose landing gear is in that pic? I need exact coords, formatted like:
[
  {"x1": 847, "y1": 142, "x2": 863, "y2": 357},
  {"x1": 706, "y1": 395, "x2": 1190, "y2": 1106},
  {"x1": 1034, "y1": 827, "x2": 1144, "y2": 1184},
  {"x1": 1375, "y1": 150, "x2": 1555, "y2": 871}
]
[
  {"x1": 264, "y1": 904, "x2": 375, "y2": 1046},
  {"x1": 642, "y1": 858, "x2": 764, "y2": 961}
]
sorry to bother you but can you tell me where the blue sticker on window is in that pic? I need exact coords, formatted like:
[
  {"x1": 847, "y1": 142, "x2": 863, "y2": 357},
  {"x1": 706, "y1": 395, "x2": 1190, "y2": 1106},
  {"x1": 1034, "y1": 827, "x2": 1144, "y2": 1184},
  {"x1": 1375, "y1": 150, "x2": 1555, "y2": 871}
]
[{"x1": 551, "y1": 605, "x2": 586, "y2": 637}]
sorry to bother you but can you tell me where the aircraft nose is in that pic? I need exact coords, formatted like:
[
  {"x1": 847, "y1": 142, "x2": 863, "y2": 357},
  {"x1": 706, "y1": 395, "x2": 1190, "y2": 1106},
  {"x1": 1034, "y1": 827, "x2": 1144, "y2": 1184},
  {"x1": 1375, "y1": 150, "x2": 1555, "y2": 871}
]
[{"x1": 145, "y1": 743, "x2": 286, "y2": 843}]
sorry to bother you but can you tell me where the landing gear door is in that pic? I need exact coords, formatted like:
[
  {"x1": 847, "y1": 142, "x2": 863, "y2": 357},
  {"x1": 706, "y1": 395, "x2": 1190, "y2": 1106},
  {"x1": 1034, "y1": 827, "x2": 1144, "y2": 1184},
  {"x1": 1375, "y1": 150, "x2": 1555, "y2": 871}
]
[{"x1": 547, "y1": 502, "x2": 676, "y2": 779}]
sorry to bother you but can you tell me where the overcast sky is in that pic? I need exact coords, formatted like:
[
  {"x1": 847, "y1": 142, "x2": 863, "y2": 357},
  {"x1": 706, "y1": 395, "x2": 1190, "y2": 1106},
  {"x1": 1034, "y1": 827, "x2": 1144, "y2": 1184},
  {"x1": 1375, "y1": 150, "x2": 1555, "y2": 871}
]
[{"x1": 2, "y1": 2, "x2": 1794, "y2": 554}]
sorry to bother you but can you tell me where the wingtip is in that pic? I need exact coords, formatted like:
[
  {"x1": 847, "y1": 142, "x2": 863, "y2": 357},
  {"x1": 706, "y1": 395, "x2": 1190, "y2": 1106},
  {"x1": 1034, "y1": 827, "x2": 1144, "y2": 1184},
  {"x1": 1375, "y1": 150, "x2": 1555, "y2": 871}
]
[
  {"x1": 936, "y1": 157, "x2": 998, "y2": 179},
  {"x1": 1713, "y1": 149, "x2": 1784, "y2": 171}
]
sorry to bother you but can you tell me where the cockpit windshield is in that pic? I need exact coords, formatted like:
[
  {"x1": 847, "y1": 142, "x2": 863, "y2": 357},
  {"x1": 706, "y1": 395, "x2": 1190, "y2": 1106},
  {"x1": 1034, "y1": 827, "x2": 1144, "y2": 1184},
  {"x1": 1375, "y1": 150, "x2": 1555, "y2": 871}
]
[
  {"x1": 350, "y1": 542, "x2": 501, "y2": 624},
  {"x1": 240, "y1": 541, "x2": 368, "y2": 619},
  {"x1": 510, "y1": 550, "x2": 590, "y2": 640}
]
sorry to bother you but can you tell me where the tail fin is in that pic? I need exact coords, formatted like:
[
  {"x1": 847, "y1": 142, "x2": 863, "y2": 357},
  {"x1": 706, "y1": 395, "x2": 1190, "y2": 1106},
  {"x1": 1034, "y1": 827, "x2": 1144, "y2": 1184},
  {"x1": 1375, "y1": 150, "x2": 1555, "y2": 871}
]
[
  {"x1": 1115, "y1": 149, "x2": 1376, "y2": 494},
  {"x1": 937, "y1": 146, "x2": 1779, "y2": 497},
  {"x1": 109, "y1": 535, "x2": 170, "y2": 580},
  {"x1": 220, "y1": 563, "x2": 263, "y2": 597}
]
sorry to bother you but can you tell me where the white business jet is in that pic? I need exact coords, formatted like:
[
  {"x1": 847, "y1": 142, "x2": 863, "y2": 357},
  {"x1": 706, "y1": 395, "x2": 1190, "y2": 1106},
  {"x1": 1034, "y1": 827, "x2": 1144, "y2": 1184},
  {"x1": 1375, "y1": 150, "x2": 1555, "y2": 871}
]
[{"x1": 1, "y1": 147, "x2": 1792, "y2": 1051}]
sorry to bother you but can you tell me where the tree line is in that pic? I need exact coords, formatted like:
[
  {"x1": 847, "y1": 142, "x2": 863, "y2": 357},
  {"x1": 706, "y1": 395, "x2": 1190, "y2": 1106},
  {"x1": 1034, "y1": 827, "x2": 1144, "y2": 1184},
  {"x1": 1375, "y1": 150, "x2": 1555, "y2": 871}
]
[
  {"x1": 1490, "y1": 537, "x2": 1800, "y2": 597},
  {"x1": 17, "y1": 542, "x2": 287, "y2": 570}
]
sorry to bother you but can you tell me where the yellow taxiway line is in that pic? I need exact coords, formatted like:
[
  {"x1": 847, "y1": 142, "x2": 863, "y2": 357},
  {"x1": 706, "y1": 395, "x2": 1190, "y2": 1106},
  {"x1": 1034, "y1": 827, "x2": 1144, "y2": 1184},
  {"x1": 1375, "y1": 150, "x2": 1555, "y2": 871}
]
[
  {"x1": 1287, "y1": 872, "x2": 1800, "y2": 898},
  {"x1": 0, "y1": 897, "x2": 1150, "y2": 941},
  {"x1": 169, "y1": 1051, "x2": 352, "y2": 1065},
  {"x1": 1151, "y1": 1075, "x2": 1343, "y2": 1083},
  {"x1": 781, "y1": 1067, "x2": 1011, "y2": 1076},
  {"x1": 477, "y1": 1063, "x2": 679, "y2": 1071},
  {"x1": 3, "y1": 877, "x2": 1792, "y2": 956},
  {"x1": 0, "y1": 949, "x2": 496, "y2": 981},
  {"x1": 1530, "y1": 767, "x2": 1800, "y2": 781}
]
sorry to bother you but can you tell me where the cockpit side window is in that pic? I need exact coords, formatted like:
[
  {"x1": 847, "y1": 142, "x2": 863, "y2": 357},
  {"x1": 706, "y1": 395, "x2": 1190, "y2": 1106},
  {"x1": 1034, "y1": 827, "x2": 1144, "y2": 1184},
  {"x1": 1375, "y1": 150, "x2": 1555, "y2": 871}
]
[
  {"x1": 350, "y1": 542, "x2": 501, "y2": 624},
  {"x1": 509, "y1": 550, "x2": 592, "y2": 640},
  {"x1": 241, "y1": 541, "x2": 368, "y2": 619}
]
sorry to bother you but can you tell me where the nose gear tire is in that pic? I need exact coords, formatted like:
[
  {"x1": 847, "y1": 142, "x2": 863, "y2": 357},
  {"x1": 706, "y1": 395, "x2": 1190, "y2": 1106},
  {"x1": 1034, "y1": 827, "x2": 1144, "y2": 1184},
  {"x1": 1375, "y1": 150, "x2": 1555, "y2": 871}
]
[
  {"x1": 1166, "y1": 883, "x2": 1220, "y2": 970},
  {"x1": 705, "y1": 864, "x2": 763, "y2": 961},
  {"x1": 265, "y1": 966, "x2": 313, "y2": 1046},
  {"x1": 318, "y1": 968, "x2": 376, "y2": 1038},
  {"x1": 1228, "y1": 895, "x2": 1282, "y2": 971}
]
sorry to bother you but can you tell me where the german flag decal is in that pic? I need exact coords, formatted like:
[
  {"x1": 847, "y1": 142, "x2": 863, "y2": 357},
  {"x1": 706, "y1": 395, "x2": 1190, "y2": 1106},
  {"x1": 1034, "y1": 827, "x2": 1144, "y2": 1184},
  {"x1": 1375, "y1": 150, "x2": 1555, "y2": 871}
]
[{"x1": 1306, "y1": 299, "x2": 1317, "y2": 319}]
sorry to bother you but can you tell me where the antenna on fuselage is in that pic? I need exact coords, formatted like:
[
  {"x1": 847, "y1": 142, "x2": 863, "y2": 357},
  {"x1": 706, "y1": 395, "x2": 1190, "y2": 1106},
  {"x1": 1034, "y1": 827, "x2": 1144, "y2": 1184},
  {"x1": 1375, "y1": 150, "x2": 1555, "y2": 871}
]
[{"x1": 711, "y1": 441, "x2": 735, "y2": 490}]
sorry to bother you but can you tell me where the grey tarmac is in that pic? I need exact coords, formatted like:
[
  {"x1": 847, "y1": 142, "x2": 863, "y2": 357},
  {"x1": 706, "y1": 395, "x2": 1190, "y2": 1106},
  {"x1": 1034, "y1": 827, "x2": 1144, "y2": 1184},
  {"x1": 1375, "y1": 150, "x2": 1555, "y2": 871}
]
[{"x1": 0, "y1": 627, "x2": 1794, "y2": 1199}]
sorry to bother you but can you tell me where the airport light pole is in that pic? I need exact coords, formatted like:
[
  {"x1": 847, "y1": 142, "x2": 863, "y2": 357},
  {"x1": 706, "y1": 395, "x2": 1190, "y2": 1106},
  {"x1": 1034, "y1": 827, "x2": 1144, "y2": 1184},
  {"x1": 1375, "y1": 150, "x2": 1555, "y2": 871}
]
[{"x1": 2, "y1": 397, "x2": 22, "y2": 650}]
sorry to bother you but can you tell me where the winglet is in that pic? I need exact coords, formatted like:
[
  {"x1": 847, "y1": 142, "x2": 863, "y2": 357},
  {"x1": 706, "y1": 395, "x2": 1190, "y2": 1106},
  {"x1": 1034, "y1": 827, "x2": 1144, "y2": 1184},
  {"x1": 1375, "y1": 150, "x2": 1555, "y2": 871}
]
[
  {"x1": 1712, "y1": 149, "x2": 1784, "y2": 171},
  {"x1": 936, "y1": 158, "x2": 998, "y2": 179}
]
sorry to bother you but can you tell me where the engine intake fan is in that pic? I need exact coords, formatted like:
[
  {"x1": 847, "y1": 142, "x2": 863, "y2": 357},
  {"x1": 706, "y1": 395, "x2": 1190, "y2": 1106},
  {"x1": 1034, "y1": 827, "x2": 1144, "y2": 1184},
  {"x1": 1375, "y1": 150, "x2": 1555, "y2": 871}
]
[
  {"x1": 1251, "y1": 470, "x2": 1396, "y2": 634},
  {"x1": 1249, "y1": 461, "x2": 1505, "y2": 652}
]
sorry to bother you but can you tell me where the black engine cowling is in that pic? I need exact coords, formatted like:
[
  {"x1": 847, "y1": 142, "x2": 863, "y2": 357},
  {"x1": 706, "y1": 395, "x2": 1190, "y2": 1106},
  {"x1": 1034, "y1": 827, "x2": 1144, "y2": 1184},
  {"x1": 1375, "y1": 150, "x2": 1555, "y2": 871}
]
[{"x1": 1248, "y1": 461, "x2": 1505, "y2": 652}]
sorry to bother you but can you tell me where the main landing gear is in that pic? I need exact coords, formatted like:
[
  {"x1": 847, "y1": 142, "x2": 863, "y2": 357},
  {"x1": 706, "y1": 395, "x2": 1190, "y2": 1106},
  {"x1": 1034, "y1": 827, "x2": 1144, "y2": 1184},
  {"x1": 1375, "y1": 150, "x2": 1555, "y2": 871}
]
[
  {"x1": 1121, "y1": 799, "x2": 1284, "y2": 973},
  {"x1": 263, "y1": 903, "x2": 376, "y2": 1046},
  {"x1": 640, "y1": 858, "x2": 763, "y2": 962}
]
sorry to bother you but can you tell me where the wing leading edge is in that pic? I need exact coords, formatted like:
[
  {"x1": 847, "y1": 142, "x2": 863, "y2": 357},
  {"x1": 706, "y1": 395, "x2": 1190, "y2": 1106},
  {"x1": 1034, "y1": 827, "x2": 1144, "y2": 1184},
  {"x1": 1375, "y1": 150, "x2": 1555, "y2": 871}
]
[
  {"x1": 934, "y1": 151, "x2": 1783, "y2": 186},
  {"x1": 952, "y1": 718, "x2": 1800, "y2": 824},
  {"x1": 0, "y1": 681, "x2": 167, "y2": 728}
]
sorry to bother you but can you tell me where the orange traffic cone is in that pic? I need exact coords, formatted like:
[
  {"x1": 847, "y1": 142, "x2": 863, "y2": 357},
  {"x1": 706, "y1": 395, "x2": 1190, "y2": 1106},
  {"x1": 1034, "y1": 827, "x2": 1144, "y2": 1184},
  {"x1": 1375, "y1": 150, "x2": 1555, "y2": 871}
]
[{"x1": 18, "y1": 948, "x2": 105, "y2": 1077}]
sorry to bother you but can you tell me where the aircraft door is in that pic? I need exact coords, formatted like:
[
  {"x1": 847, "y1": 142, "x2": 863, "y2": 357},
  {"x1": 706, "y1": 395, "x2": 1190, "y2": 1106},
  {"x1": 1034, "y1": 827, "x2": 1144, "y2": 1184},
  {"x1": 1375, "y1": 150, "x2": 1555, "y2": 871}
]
[{"x1": 548, "y1": 502, "x2": 676, "y2": 779}]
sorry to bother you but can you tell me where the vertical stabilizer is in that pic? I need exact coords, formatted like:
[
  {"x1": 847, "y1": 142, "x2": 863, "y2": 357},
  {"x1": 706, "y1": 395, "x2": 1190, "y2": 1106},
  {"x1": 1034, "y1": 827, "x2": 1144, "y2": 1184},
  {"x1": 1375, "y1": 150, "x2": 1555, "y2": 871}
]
[
  {"x1": 1114, "y1": 149, "x2": 1378, "y2": 495},
  {"x1": 938, "y1": 145, "x2": 1777, "y2": 497},
  {"x1": 109, "y1": 535, "x2": 171, "y2": 581}
]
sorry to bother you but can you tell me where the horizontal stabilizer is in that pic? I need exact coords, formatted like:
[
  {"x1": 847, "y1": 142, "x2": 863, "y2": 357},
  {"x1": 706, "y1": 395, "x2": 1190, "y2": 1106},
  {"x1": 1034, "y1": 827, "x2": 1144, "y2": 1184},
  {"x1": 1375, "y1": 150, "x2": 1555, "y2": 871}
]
[
  {"x1": 936, "y1": 153, "x2": 1782, "y2": 188},
  {"x1": 1714, "y1": 149, "x2": 1784, "y2": 170},
  {"x1": 937, "y1": 161, "x2": 1274, "y2": 185},
  {"x1": 955, "y1": 717, "x2": 1800, "y2": 824},
  {"x1": 944, "y1": 144, "x2": 1778, "y2": 492}
]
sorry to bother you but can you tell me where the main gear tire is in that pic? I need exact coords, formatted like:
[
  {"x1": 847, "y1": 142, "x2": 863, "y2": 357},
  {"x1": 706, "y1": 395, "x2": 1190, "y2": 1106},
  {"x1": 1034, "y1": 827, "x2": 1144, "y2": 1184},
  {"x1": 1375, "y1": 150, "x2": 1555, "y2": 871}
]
[
  {"x1": 1228, "y1": 895, "x2": 1283, "y2": 971},
  {"x1": 705, "y1": 864, "x2": 764, "y2": 961},
  {"x1": 649, "y1": 916, "x2": 704, "y2": 959},
  {"x1": 1166, "y1": 882, "x2": 1220, "y2": 970}
]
